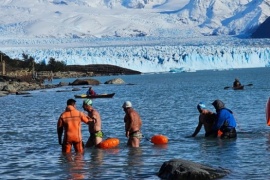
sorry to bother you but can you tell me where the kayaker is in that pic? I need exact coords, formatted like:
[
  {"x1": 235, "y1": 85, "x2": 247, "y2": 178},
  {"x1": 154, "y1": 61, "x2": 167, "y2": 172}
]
[
  {"x1": 86, "y1": 87, "x2": 97, "y2": 96},
  {"x1": 122, "y1": 101, "x2": 143, "y2": 147},
  {"x1": 211, "y1": 99, "x2": 237, "y2": 139},
  {"x1": 82, "y1": 99, "x2": 103, "y2": 147},
  {"x1": 233, "y1": 78, "x2": 242, "y2": 88},
  {"x1": 188, "y1": 102, "x2": 217, "y2": 137},
  {"x1": 57, "y1": 99, "x2": 92, "y2": 153}
]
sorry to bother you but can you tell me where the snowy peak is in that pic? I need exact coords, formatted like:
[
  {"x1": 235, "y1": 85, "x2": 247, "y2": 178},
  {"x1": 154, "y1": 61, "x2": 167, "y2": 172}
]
[{"x1": 0, "y1": 0, "x2": 269, "y2": 38}]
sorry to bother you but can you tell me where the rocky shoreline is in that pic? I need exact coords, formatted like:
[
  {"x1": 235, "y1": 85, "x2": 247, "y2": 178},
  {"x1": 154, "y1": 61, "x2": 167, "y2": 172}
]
[
  {"x1": 0, "y1": 74, "x2": 128, "y2": 97},
  {"x1": 0, "y1": 63, "x2": 141, "y2": 97},
  {"x1": 0, "y1": 79, "x2": 61, "y2": 97}
]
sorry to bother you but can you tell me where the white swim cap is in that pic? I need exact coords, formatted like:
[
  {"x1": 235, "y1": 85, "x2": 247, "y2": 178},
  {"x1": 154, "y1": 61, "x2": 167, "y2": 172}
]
[{"x1": 122, "y1": 101, "x2": 132, "y2": 108}]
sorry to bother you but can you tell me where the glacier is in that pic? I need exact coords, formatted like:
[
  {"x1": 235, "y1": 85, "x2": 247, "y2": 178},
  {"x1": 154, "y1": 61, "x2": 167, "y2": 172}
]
[{"x1": 1, "y1": 36, "x2": 270, "y2": 73}]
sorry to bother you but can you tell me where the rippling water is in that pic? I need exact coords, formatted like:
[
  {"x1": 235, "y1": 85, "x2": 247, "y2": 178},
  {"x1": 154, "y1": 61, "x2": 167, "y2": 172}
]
[{"x1": 1, "y1": 68, "x2": 270, "y2": 179}]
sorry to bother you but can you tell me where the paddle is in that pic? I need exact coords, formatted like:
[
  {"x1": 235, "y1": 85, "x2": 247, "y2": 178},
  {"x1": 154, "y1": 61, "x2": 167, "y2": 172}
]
[{"x1": 224, "y1": 83, "x2": 253, "y2": 90}]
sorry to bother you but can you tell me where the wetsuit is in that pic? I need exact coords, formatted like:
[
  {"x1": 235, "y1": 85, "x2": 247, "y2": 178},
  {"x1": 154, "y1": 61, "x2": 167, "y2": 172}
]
[
  {"x1": 213, "y1": 108, "x2": 237, "y2": 139},
  {"x1": 57, "y1": 105, "x2": 89, "y2": 153}
]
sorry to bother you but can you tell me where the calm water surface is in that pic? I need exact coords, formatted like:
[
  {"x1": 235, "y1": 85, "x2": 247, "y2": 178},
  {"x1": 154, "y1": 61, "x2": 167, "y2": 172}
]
[{"x1": 1, "y1": 68, "x2": 270, "y2": 179}]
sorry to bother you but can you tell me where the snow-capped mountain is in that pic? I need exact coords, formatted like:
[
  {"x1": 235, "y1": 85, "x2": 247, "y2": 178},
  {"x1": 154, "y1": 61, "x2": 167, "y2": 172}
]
[
  {"x1": 0, "y1": 0, "x2": 269, "y2": 38},
  {"x1": 0, "y1": 0, "x2": 270, "y2": 73}
]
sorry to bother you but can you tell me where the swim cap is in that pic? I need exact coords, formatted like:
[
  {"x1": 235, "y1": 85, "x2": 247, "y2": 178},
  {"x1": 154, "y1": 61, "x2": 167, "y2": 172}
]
[
  {"x1": 197, "y1": 102, "x2": 206, "y2": 111},
  {"x1": 122, "y1": 101, "x2": 132, "y2": 108},
  {"x1": 84, "y1": 99, "x2": 93, "y2": 106}
]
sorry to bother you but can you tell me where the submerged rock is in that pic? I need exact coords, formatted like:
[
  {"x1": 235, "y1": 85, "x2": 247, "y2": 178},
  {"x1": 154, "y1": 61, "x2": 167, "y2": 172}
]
[
  {"x1": 16, "y1": 91, "x2": 31, "y2": 95},
  {"x1": 158, "y1": 159, "x2": 230, "y2": 180},
  {"x1": 72, "y1": 88, "x2": 81, "y2": 91}
]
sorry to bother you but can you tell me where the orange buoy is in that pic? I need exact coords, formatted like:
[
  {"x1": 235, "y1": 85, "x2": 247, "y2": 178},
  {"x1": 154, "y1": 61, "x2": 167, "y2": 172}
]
[
  {"x1": 150, "y1": 134, "x2": 168, "y2": 145},
  {"x1": 97, "y1": 138, "x2": 120, "y2": 149},
  {"x1": 217, "y1": 130, "x2": 223, "y2": 137}
]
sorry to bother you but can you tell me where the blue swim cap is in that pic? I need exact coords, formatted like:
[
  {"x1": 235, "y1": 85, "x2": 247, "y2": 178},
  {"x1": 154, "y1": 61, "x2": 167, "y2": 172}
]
[{"x1": 197, "y1": 102, "x2": 206, "y2": 111}]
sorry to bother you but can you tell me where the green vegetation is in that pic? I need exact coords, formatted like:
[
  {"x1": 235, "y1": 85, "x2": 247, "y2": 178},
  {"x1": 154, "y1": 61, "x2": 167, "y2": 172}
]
[{"x1": 0, "y1": 51, "x2": 67, "y2": 72}]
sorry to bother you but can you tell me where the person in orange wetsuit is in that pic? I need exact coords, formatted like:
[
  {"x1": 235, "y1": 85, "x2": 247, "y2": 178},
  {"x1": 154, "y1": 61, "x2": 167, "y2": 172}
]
[
  {"x1": 57, "y1": 99, "x2": 92, "y2": 153},
  {"x1": 122, "y1": 101, "x2": 143, "y2": 147}
]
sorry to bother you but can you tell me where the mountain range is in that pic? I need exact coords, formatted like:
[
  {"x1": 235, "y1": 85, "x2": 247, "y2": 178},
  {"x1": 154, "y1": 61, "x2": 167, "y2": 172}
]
[{"x1": 1, "y1": 0, "x2": 269, "y2": 38}]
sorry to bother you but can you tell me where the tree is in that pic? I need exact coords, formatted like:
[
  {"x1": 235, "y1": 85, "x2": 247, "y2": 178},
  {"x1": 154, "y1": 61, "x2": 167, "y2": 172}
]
[
  {"x1": 48, "y1": 57, "x2": 66, "y2": 72},
  {"x1": 22, "y1": 53, "x2": 35, "y2": 72}
]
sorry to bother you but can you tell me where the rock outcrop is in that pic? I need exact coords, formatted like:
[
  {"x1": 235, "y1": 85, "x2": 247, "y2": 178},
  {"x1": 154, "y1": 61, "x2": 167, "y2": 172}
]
[
  {"x1": 104, "y1": 78, "x2": 125, "y2": 84},
  {"x1": 251, "y1": 16, "x2": 270, "y2": 38},
  {"x1": 69, "y1": 78, "x2": 100, "y2": 86},
  {"x1": 158, "y1": 159, "x2": 230, "y2": 180}
]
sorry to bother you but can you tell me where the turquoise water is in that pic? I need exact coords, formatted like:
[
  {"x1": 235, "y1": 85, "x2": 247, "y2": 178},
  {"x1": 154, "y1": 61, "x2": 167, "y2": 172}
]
[{"x1": 1, "y1": 67, "x2": 270, "y2": 179}]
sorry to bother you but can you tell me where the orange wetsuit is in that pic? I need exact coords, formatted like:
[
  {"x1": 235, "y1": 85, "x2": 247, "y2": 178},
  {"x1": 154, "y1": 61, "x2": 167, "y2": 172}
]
[{"x1": 57, "y1": 105, "x2": 89, "y2": 153}]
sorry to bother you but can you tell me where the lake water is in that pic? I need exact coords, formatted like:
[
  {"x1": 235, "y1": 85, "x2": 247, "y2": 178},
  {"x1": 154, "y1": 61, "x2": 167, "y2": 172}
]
[{"x1": 1, "y1": 67, "x2": 270, "y2": 179}]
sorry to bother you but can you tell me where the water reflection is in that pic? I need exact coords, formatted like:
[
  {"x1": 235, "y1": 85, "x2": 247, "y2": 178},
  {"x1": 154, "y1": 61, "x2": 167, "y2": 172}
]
[
  {"x1": 90, "y1": 148, "x2": 104, "y2": 166},
  {"x1": 124, "y1": 148, "x2": 143, "y2": 178},
  {"x1": 152, "y1": 144, "x2": 168, "y2": 149},
  {"x1": 61, "y1": 153, "x2": 86, "y2": 180},
  {"x1": 266, "y1": 132, "x2": 270, "y2": 151},
  {"x1": 87, "y1": 148, "x2": 104, "y2": 179}
]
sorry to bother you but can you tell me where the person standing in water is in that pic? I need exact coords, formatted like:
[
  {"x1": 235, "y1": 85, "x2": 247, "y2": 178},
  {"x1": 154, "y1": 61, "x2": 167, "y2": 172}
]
[
  {"x1": 57, "y1": 99, "x2": 92, "y2": 153},
  {"x1": 122, "y1": 101, "x2": 143, "y2": 147},
  {"x1": 82, "y1": 99, "x2": 103, "y2": 147}
]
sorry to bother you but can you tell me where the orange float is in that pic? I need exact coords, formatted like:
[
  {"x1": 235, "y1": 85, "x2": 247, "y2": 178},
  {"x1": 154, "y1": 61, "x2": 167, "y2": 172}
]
[
  {"x1": 150, "y1": 134, "x2": 168, "y2": 145},
  {"x1": 97, "y1": 138, "x2": 120, "y2": 149},
  {"x1": 218, "y1": 130, "x2": 223, "y2": 137}
]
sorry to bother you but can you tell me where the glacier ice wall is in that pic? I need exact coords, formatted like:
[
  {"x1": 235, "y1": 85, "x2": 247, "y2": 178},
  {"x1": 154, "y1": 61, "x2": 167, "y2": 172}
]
[{"x1": 1, "y1": 37, "x2": 270, "y2": 73}]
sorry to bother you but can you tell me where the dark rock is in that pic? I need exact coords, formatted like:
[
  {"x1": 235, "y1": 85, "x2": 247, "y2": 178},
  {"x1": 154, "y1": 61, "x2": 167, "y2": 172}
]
[
  {"x1": 158, "y1": 159, "x2": 230, "y2": 180},
  {"x1": 58, "y1": 82, "x2": 69, "y2": 86},
  {"x1": 56, "y1": 90, "x2": 71, "y2": 92},
  {"x1": 251, "y1": 17, "x2": 270, "y2": 38},
  {"x1": 72, "y1": 88, "x2": 81, "y2": 91},
  {"x1": 70, "y1": 78, "x2": 100, "y2": 86},
  {"x1": 16, "y1": 91, "x2": 31, "y2": 95}
]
